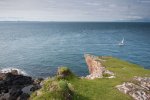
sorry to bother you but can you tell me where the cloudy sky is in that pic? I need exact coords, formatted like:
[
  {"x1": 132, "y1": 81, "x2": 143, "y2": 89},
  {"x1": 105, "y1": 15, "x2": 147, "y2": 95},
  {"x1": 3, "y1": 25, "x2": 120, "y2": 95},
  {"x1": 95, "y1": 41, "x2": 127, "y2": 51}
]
[{"x1": 0, "y1": 0, "x2": 150, "y2": 21}]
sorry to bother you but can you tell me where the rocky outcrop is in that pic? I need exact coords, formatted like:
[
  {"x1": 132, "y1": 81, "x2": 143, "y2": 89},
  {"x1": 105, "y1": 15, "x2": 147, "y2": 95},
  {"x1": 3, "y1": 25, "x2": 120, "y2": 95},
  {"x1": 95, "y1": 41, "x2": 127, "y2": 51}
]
[
  {"x1": 57, "y1": 67, "x2": 74, "y2": 79},
  {"x1": 116, "y1": 77, "x2": 150, "y2": 100},
  {"x1": 84, "y1": 54, "x2": 115, "y2": 79},
  {"x1": 0, "y1": 69, "x2": 42, "y2": 100}
]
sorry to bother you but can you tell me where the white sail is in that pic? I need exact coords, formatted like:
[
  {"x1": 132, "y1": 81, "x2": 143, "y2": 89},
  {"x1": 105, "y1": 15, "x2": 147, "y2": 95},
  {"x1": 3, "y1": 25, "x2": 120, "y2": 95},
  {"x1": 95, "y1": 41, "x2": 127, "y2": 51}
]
[
  {"x1": 121, "y1": 38, "x2": 124, "y2": 44},
  {"x1": 119, "y1": 38, "x2": 124, "y2": 46}
]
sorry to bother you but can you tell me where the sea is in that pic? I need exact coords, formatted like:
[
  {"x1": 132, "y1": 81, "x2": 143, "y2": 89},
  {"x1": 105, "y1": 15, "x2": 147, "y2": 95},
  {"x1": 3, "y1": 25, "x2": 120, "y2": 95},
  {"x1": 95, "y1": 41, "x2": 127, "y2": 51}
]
[{"x1": 0, "y1": 22, "x2": 150, "y2": 77}]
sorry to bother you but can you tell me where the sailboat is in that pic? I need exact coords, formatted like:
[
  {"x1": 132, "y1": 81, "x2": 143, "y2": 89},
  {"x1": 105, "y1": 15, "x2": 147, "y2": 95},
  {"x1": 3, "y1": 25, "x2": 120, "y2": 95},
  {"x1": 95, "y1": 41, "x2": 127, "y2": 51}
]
[{"x1": 118, "y1": 38, "x2": 124, "y2": 46}]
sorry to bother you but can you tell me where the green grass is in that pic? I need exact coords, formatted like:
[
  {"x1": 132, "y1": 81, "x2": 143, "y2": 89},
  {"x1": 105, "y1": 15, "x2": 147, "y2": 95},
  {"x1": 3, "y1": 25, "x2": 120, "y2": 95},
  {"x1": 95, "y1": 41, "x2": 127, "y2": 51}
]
[
  {"x1": 31, "y1": 57, "x2": 150, "y2": 100},
  {"x1": 30, "y1": 78, "x2": 74, "y2": 100}
]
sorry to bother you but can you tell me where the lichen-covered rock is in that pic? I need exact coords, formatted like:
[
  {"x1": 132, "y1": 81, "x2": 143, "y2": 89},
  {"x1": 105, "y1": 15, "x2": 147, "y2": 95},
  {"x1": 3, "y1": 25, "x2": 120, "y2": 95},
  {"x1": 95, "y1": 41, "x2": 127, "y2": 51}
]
[
  {"x1": 84, "y1": 54, "x2": 115, "y2": 79},
  {"x1": 133, "y1": 76, "x2": 150, "y2": 91},
  {"x1": 116, "y1": 77, "x2": 150, "y2": 100}
]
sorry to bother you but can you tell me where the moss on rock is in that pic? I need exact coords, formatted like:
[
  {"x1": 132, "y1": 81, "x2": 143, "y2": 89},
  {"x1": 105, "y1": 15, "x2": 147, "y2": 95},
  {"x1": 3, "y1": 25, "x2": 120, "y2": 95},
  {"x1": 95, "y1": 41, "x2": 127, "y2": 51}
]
[
  {"x1": 30, "y1": 67, "x2": 77, "y2": 100},
  {"x1": 30, "y1": 77, "x2": 74, "y2": 100},
  {"x1": 56, "y1": 67, "x2": 75, "y2": 80}
]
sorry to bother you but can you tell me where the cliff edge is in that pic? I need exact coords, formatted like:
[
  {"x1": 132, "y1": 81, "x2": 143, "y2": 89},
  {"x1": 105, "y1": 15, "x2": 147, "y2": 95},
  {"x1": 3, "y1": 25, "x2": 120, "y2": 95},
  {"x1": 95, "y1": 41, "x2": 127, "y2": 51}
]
[{"x1": 84, "y1": 54, "x2": 115, "y2": 79}]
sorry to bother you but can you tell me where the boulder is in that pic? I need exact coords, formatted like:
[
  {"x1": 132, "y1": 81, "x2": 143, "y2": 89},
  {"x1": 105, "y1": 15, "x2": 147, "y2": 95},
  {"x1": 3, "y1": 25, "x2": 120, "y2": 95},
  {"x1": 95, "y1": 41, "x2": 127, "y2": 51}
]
[
  {"x1": 9, "y1": 87, "x2": 23, "y2": 100},
  {"x1": 17, "y1": 93, "x2": 30, "y2": 100},
  {"x1": 11, "y1": 70, "x2": 18, "y2": 75}
]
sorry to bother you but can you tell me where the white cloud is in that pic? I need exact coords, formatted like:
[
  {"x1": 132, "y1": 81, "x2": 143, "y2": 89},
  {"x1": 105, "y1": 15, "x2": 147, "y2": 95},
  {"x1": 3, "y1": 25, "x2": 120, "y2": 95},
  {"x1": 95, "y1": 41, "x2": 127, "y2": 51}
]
[
  {"x1": 138, "y1": 0, "x2": 150, "y2": 3},
  {"x1": 85, "y1": 2, "x2": 100, "y2": 6},
  {"x1": 0, "y1": 0, "x2": 149, "y2": 21}
]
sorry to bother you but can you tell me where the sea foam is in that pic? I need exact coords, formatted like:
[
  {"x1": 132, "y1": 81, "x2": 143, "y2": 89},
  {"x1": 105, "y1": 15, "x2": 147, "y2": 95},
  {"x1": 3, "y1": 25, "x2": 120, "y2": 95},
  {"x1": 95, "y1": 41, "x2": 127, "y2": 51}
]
[{"x1": 0, "y1": 67, "x2": 27, "y2": 75}]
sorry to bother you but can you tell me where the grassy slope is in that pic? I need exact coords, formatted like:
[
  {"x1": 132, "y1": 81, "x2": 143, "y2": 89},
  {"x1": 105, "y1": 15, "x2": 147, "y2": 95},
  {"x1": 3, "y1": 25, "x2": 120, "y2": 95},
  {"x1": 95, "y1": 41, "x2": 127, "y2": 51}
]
[
  {"x1": 31, "y1": 57, "x2": 150, "y2": 100},
  {"x1": 69, "y1": 57, "x2": 150, "y2": 100}
]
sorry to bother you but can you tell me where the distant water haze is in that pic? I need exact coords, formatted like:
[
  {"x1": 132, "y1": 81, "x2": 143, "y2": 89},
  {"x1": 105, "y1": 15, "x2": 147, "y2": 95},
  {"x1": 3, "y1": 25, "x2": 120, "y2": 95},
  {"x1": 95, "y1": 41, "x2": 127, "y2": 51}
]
[{"x1": 0, "y1": 22, "x2": 150, "y2": 77}]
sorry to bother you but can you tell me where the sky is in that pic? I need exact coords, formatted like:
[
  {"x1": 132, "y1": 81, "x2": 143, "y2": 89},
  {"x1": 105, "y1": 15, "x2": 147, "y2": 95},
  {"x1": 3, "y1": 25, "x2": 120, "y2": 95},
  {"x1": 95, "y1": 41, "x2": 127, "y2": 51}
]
[{"x1": 0, "y1": 0, "x2": 150, "y2": 22}]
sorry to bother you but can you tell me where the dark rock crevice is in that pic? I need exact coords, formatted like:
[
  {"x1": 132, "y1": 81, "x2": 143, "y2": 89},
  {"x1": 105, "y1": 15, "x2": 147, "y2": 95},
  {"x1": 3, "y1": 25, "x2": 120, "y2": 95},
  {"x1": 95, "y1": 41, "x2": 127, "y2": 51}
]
[{"x1": 0, "y1": 70, "x2": 42, "y2": 100}]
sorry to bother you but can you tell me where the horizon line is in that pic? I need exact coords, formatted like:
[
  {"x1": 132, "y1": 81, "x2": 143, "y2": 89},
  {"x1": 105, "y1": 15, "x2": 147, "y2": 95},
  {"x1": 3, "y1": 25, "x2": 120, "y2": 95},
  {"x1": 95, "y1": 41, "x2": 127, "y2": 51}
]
[{"x1": 0, "y1": 21, "x2": 150, "y2": 23}]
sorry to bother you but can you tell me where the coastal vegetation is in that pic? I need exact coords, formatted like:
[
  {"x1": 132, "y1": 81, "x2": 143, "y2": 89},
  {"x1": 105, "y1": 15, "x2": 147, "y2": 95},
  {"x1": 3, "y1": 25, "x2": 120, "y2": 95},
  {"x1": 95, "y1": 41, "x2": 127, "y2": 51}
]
[
  {"x1": 30, "y1": 56, "x2": 150, "y2": 100},
  {"x1": 0, "y1": 55, "x2": 149, "y2": 100}
]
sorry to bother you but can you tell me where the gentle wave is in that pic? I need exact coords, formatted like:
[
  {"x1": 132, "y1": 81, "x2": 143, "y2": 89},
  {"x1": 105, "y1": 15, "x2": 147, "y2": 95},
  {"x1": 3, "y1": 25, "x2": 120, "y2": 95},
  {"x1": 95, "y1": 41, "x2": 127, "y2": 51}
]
[{"x1": 0, "y1": 67, "x2": 27, "y2": 75}]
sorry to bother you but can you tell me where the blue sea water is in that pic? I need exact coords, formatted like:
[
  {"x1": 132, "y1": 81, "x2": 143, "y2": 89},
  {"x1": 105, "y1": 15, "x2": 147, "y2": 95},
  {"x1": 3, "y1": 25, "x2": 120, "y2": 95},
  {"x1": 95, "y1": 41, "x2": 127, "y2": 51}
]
[{"x1": 0, "y1": 22, "x2": 150, "y2": 77}]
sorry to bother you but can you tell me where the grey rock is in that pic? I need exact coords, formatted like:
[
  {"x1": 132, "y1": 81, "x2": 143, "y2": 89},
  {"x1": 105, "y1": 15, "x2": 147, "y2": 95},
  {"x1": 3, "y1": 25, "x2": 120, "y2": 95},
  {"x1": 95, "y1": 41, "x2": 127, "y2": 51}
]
[
  {"x1": 116, "y1": 77, "x2": 150, "y2": 100},
  {"x1": 0, "y1": 70, "x2": 35, "y2": 100}
]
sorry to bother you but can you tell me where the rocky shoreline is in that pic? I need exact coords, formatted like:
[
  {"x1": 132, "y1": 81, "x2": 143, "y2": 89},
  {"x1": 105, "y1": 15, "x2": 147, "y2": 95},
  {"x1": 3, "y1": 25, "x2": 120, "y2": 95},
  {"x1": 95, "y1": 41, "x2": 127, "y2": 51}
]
[
  {"x1": 0, "y1": 70, "x2": 42, "y2": 100},
  {"x1": 0, "y1": 54, "x2": 150, "y2": 100}
]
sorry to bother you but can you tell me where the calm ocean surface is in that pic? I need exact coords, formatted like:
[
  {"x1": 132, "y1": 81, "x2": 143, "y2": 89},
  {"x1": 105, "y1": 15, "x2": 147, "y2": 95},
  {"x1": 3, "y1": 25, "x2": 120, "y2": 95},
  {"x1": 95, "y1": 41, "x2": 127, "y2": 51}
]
[{"x1": 0, "y1": 22, "x2": 150, "y2": 77}]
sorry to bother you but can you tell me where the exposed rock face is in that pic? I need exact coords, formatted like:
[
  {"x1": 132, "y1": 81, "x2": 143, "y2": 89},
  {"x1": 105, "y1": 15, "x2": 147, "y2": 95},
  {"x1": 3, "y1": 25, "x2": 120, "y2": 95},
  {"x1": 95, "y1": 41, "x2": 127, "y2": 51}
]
[
  {"x1": 84, "y1": 54, "x2": 115, "y2": 79},
  {"x1": 0, "y1": 70, "x2": 42, "y2": 100},
  {"x1": 85, "y1": 54, "x2": 104, "y2": 77},
  {"x1": 116, "y1": 77, "x2": 150, "y2": 100}
]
